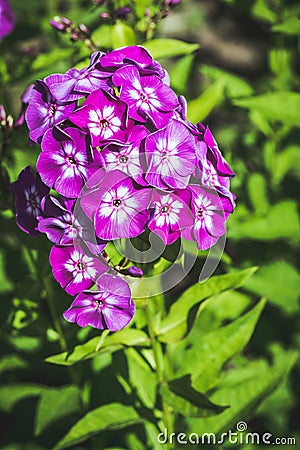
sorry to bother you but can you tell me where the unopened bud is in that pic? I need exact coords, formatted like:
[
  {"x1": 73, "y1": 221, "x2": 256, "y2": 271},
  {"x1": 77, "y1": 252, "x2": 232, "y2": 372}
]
[
  {"x1": 6, "y1": 115, "x2": 14, "y2": 129},
  {"x1": 61, "y1": 17, "x2": 72, "y2": 27},
  {"x1": 70, "y1": 32, "x2": 79, "y2": 41},
  {"x1": 119, "y1": 266, "x2": 144, "y2": 277},
  {"x1": 99, "y1": 12, "x2": 110, "y2": 19},
  {"x1": 116, "y1": 6, "x2": 132, "y2": 18},
  {"x1": 49, "y1": 18, "x2": 64, "y2": 31},
  {"x1": 78, "y1": 23, "x2": 89, "y2": 34},
  {"x1": 0, "y1": 105, "x2": 6, "y2": 123}
]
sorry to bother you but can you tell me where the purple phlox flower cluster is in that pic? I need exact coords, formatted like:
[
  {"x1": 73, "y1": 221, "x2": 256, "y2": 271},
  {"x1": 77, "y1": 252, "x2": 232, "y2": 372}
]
[
  {"x1": 0, "y1": 0, "x2": 15, "y2": 40},
  {"x1": 14, "y1": 45, "x2": 235, "y2": 332}
]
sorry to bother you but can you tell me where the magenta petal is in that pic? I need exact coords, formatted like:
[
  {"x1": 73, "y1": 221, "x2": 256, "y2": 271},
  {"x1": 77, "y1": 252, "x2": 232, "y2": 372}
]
[{"x1": 102, "y1": 305, "x2": 134, "y2": 332}]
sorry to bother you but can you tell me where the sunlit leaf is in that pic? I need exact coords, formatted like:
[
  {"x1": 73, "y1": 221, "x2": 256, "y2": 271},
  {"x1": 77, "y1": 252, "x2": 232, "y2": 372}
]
[
  {"x1": 111, "y1": 21, "x2": 136, "y2": 49},
  {"x1": 126, "y1": 348, "x2": 156, "y2": 409},
  {"x1": 228, "y1": 201, "x2": 300, "y2": 241},
  {"x1": 35, "y1": 385, "x2": 82, "y2": 436},
  {"x1": 170, "y1": 54, "x2": 194, "y2": 93},
  {"x1": 45, "y1": 329, "x2": 150, "y2": 366},
  {"x1": 187, "y1": 80, "x2": 225, "y2": 123},
  {"x1": 158, "y1": 267, "x2": 258, "y2": 342},
  {"x1": 141, "y1": 39, "x2": 199, "y2": 59},
  {"x1": 247, "y1": 173, "x2": 269, "y2": 215},
  {"x1": 187, "y1": 348, "x2": 298, "y2": 436},
  {"x1": 160, "y1": 375, "x2": 228, "y2": 417},
  {"x1": 174, "y1": 299, "x2": 266, "y2": 391},
  {"x1": 244, "y1": 262, "x2": 300, "y2": 313},
  {"x1": 233, "y1": 92, "x2": 300, "y2": 126},
  {"x1": 0, "y1": 384, "x2": 43, "y2": 412},
  {"x1": 54, "y1": 403, "x2": 142, "y2": 449},
  {"x1": 272, "y1": 17, "x2": 300, "y2": 35}
]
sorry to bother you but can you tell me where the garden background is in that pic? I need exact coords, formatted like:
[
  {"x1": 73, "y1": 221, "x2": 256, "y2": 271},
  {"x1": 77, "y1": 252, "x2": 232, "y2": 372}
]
[{"x1": 0, "y1": 0, "x2": 300, "y2": 449}]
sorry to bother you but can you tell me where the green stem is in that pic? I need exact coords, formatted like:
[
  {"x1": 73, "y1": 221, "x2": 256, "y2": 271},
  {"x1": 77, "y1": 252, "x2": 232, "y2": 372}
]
[
  {"x1": 146, "y1": 303, "x2": 173, "y2": 439},
  {"x1": 22, "y1": 245, "x2": 79, "y2": 384},
  {"x1": 43, "y1": 274, "x2": 68, "y2": 352}
]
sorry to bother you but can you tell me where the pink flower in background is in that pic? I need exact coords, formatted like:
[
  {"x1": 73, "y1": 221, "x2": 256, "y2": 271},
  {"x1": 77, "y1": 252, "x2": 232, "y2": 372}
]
[{"x1": 0, "y1": 0, "x2": 15, "y2": 39}]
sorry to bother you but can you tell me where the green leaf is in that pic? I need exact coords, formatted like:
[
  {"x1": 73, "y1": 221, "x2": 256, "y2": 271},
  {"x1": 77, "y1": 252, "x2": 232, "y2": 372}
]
[
  {"x1": 175, "y1": 299, "x2": 266, "y2": 391},
  {"x1": 46, "y1": 329, "x2": 150, "y2": 366},
  {"x1": 200, "y1": 65, "x2": 253, "y2": 98},
  {"x1": 110, "y1": 21, "x2": 136, "y2": 49},
  {"x1": 228, "y1": 200, "x2": 300, "y2": 241},
  {"x1": 0, "y1": 384, "x2": 43, "y2": 412},
  {"x1": 247, "y1": 173, "x2": 269, "y2": 214},
  {"x1": 0, "y1": 251, "x2": 13, "y2": 293},
  {"x1": 0, "y1": 354, "x2": 28, "y2": 374},
  {"x1": 187, "y1": 348, "x2": 298, "y2": 436},
  {"x1": 91, "y1": 24, "x2": 113, "y2": 48},
  {"x1": 32, "y1": 48, "x2": 73, "y2": 71},
  {"x1": 193, "y1": 290, "x2": 252, "y2": 334},
  {"x1": 141, "y1": 39, "x2": 199, "y2": 59},
  {"x1": 160, "y1": 375, "x2": 228, "y2": 418},
  {"x1": 35, "y1": 385, "x2": 81, "y2": 436},
  {"x1": 233, "y1": 92, "x2": 300, "y2": 126},
  {"x1": 54, "y1": 403, "x2": 142, "y2": 449},
  {"x1": 272, "y1": 17, "x2": 300, "y2": 35},
  {"x1": 252, "y1": 0, "x2": 277, "y2": 23},
  {"x1": 187, "y1": 79, "x2": 225, "y2": 123},
  {"x1": 158, "y1": 267, "x2": 258, "y2": 342},
  {"x1": 272, "y1": 145, "x2": 300, "y2": 184},
  {"x1": 244, "y1": 262, "x2": 300, "y2": 313},
  {"x1": 169, "y1": 54, "x2": 194, "y2": 93},
  {"x1": 126, "y1": 348, "x2": 156, "y2": 409}
]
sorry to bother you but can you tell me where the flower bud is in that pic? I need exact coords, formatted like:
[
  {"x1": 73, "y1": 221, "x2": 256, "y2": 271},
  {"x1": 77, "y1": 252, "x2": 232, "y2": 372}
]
[
  {"x1": 0, "y1": 105, "x2": 6, "y2": 124},
  {"x1": 116, "y1": 6, "x2": 132, "y2": 18}
]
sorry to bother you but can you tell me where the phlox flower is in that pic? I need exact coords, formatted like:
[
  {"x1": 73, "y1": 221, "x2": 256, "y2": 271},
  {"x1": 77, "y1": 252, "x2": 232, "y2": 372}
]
[
  {"x1": 182, "y1": 185, "x2": 232, "y2": 250},
  {"x1": 112, "y1": 65, "x2": 178, "y2": 128},
  {"x1": 48, "y1": 51, "x2": 112, "y2": 102},
  {"x1": 37, "y1": 127, "x2": 103, "y2": 198},
  {"x1": 38, "y1": 195, "x2": 106, "y2": 254},
  {"x1": 11, "y1": 166, "x2": 49, "y2": 237},
  {"x1": 148, "y1": 189, "x2": 194, "y2": 244},
  {"x1": 25, "y1": 77, "x2": 77, "y2": 143},
  {"x1": 49, "y1": 243, "x2": 108, "y2": 295},
  {"x1": 145, "y1": 119, "x2": 196, "y2": 189},
  {"x1": 69, "y1": 88, "x2": 127, "y2": 146},
  {"x1": 81, "y1": 171, "x2": 152, "y2": 240},
  {"x1": 63, "y1": 273, "x2": 135, "y2": 331}
]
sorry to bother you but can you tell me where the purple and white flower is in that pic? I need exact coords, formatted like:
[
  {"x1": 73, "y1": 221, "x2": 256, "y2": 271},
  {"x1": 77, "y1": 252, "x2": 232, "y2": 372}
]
[
  {"x1": 145, "y1": 119, "x2": 196, "y2": 189},
  {"x1": 112, "y1": 65, "x2": 178, "y2": 128},
  {"x1": 48, "y1": 51, "x2": 111, "y2": 102},
  {"x1": 11, "y1": 166, "x2": 49, "y2": 237},
  {"x1": 81, "y1": 171, "x2": 152, "y2": 240},
  {"x1": 148, "y1": 189, "x2": 194, "y2": 244},
  {"x1": 69, "y1": 88, "x2": 128, "y2": 147},
  {"x1": 25, "y1": 77, "x2": 77, "y2": 143},
  {"x1": 37, "y1": 127, "x2": 103, "y2": 198},
  {"x1": 49, "y1": 243, "x2": 109, "y2": 295},
  {"x1": 182, "y1": 185, "x2": 231, "y2": 250},
  {"x1": 63, "y1": 273, "x2": 135, "y2": 331}
]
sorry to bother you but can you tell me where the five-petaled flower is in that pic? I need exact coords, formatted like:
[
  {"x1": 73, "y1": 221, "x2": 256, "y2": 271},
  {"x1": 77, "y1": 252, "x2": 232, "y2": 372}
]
[{"x1": 63, "y1": 273, "x2": 135, "y2": 331}]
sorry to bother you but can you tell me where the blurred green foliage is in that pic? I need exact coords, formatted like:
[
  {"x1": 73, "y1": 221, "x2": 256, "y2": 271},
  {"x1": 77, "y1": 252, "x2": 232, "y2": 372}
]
[{"x1": 0, "y1": 0, "x2": 300, "y2": 449}]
